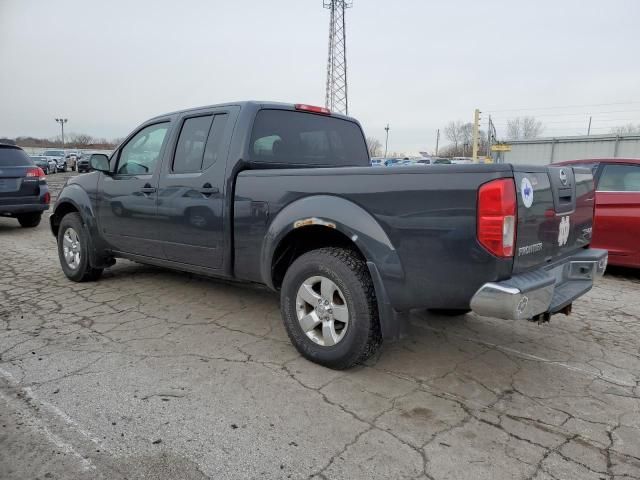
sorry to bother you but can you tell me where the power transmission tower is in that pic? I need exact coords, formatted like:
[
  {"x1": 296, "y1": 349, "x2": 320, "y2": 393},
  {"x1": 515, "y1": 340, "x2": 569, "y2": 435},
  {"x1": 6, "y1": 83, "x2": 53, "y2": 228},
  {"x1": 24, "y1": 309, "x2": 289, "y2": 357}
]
[{"x1": 324, "y1": 0, "x2": 352, "y2": 115}]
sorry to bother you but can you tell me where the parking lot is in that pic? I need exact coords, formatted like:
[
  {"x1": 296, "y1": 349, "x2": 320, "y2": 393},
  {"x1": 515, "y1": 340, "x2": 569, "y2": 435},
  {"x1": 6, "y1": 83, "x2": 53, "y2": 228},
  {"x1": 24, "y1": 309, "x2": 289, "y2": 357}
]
[{"x1": 0, "y1": 171, "x2": 637, "y2": 479}]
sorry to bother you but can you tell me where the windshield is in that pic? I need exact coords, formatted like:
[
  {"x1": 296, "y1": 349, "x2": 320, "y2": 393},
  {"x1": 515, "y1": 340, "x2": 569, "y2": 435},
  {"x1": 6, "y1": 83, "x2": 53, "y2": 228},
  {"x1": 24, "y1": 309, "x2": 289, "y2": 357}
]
[
  {"x1": 0, "y1": 147, "x2": 34, "y2": 166},
  {"x1": 43, "y1": 150, "x2": 65, "y2": 156}
]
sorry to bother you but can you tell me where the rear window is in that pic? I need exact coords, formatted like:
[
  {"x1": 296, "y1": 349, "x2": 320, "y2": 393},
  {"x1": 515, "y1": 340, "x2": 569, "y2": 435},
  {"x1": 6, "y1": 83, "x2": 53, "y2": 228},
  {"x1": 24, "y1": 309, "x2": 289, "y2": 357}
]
[
  {"x1": 0, "y1": 147, "x2": 34, "y2": 166},
  {"x1": 249, "y1": 109, "x2": 369, "y2": 167}
]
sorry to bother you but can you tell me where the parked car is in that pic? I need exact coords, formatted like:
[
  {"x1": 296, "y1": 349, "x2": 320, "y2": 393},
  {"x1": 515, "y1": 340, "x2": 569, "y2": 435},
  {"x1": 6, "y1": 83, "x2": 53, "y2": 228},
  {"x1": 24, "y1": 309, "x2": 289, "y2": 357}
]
[
  {"x1": 1, "y1": 144, "x2": 50, "y2": 227},
  {"x1": 42, "y1": 149, "x2": 67, "y2": 172},
  {"x1": 66, "y1": 151, "x2": 80, "y2": 171},
  {"x1": 433, "y1": 157, "x2": 452, "y2": 165},
  {"x1": 50, "y1": 101, "x2": 606, "y2": 369},
  {"x1": 553, "y1": 158, "x2": 640, "y2": 268},
  {"x1": 415, "y1": 158, "x2": 433, "y2": 165},
  {"x1": 76, "y1": 153, "x2": 93, "y2": 173},
  {"x1": 384, "y1": 157, "x2": 403, "y2": 167},
  {"x1": 30, "y1": 155, "x2": 57, "y2": 174}
]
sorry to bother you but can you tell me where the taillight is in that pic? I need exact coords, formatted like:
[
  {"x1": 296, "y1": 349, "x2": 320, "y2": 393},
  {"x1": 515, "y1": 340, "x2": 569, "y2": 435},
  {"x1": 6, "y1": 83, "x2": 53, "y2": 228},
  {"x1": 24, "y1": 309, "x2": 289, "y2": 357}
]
[
  {"x1": 43, "y1": 192, "x2": 51, "y2": 204},
  {"x1": 26, "y1": 167, "x2": 46, "y2": 180},
  {"x1": 294, "y1": 104, "x2": 331, "y2": 115},
  {"x1": 477, "y1": 178, "x2": 517, "y2": 257}
]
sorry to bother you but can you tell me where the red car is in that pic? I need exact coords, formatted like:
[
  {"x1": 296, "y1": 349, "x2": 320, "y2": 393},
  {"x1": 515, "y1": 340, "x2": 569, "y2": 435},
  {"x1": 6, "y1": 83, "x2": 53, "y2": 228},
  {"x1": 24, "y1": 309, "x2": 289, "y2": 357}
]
[{"x1": 554, "y1": 158, "x2": 640, "y2": 268}]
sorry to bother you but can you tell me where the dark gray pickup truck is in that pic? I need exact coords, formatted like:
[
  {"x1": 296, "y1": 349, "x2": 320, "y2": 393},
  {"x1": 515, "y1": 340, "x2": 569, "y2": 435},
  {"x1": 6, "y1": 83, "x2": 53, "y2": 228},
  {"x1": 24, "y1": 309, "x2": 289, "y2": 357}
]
[{"x1": 50, "y1": 101, "x2": 607, "y2": 369}]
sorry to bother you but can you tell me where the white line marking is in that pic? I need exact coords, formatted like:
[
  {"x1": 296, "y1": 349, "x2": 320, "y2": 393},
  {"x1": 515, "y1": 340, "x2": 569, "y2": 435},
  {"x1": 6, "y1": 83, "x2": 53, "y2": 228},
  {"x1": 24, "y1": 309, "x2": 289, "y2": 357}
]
[
  {"x1": 0, "y1": 388, "x2": 95, "y2": 471},
  {"x1": 0, "y1": 366, "x2": 104, "y2": 468}
]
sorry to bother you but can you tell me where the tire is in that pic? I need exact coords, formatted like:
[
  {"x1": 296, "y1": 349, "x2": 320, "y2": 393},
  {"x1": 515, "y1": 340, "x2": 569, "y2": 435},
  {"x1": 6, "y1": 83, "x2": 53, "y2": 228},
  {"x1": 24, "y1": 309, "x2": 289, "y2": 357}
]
[
  {"x1": 17, "y1": 212, "x2": 41, "y2": 228},
  {"x1": 280, "y1": 247, "x2": 381, "y2": 370},
  {"x1": 427, "y1": 308, "x2": 471, "y2": 316},
  {"x1": 57, "y1": 212, "x2": 103, "y2": 282}
]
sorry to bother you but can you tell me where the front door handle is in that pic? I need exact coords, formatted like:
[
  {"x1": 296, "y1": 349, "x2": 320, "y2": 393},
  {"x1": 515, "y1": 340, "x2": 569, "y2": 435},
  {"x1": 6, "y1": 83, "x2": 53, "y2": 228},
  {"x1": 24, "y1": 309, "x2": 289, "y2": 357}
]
[{"x1": 200, "y1": 183, "x2": 219, "y2": 196}]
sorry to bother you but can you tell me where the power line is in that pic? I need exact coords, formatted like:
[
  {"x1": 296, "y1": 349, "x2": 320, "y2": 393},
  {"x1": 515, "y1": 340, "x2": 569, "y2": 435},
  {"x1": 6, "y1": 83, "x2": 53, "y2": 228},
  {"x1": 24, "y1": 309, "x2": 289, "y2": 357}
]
[
  {"x1": 492, "y1": 117, "x2": 640, "y2": 126},
  {"x1": 489, "y1": 109, "x2": 640, "y2": 118},
  {"x1": 486, "y1": 101, "x2": 640, "y2": 113}
]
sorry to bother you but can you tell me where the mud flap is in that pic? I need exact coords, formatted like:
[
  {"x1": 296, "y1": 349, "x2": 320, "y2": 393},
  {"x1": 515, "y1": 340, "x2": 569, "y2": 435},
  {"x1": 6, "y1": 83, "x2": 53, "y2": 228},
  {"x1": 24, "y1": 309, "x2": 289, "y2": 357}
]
[{"x1": 367, "y1": 261, "x2": 409, "y2": 341}]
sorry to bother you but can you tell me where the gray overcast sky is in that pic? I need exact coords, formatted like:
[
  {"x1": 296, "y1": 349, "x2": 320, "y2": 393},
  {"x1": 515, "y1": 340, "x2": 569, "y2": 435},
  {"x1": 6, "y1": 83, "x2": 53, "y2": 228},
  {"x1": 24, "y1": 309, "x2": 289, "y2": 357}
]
[{"x1": 1, "y1": 0, "x2": 639, "y2": 153}]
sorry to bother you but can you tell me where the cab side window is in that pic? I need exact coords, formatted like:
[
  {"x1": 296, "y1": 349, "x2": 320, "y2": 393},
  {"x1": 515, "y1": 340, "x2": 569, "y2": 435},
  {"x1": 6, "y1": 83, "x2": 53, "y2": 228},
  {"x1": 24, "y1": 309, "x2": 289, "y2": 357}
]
[
  {"x1": 173, "y1": 113, "x2": 229, "y2": 173},
  {"x1": 598, "y1": 164, "x2": 640, "y2": 192},
  {"x1": 117, "y1": 123, "x2": 170, "y2": 175}
]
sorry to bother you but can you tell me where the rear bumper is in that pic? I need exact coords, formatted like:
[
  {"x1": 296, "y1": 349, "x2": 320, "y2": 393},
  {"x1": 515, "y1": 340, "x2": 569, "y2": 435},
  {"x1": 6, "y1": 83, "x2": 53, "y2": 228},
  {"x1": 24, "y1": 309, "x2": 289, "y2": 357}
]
[
  {"x1": 470, "y1": 248, "x2": 608, "y2": 320},
  {"x1": 0, "y1": 203, "x2": 49, "y2": 216}
]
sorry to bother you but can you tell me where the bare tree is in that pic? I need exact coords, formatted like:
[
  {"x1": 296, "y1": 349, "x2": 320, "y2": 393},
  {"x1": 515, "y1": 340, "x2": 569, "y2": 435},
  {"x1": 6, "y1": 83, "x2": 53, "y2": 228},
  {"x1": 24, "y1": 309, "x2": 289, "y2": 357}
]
[
  {"x1": 366, "y1": 136, "x2": 382, "y2": 157},
  {"x1": 69, "y1": 133, "x2": 94, "y2": 146},
  {"x1": 444, "y1": 121, "x2": 464, "y2": 149},
  {"x1": 506, "y1": 116, "x2": 544, "y2": 140},
  {"x1": 610, "y1": 123, "x2": 640, "y2": 135},
  {"x1": 441, "y1": 121, "x2": 483, "y2": 157}
]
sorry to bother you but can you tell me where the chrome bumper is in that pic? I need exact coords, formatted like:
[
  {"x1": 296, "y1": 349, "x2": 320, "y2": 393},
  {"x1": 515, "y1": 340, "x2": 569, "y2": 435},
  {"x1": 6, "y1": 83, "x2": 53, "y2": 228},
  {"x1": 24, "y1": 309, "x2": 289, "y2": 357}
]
[{"x1": 470, "y1": 249, "x2": 608, "y2": 320}]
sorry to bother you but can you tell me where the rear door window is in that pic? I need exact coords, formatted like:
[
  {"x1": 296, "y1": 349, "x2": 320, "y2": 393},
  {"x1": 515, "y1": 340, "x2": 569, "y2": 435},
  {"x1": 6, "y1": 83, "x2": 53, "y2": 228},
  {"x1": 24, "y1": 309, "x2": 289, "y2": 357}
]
[
  {"x1": 598, "y1": 164, "x2": 640, "y2": 192},
  {"x1": 173, "y1": 113, "x2": 230, "y2": 173},
  {"x1": 173, "y1": 115, "x2": 213, "y2": 173},
  {"x1": 249, "y1": 109, "x2": 369, "y2": 167}
]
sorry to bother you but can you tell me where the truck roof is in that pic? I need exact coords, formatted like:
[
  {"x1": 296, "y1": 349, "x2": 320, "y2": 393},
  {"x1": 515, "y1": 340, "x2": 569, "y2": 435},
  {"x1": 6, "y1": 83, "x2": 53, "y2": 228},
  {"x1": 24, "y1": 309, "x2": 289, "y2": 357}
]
[{"x1": 147, "y1": 100, "x2": 356, "y2": 123}]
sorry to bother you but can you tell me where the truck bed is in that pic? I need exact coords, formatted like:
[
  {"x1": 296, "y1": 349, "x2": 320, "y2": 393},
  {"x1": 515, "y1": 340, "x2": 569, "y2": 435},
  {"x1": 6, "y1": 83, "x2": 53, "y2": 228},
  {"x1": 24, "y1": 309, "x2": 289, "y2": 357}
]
[{"x1": 234, "y1": 164, "x2": 515, "y2": 311}]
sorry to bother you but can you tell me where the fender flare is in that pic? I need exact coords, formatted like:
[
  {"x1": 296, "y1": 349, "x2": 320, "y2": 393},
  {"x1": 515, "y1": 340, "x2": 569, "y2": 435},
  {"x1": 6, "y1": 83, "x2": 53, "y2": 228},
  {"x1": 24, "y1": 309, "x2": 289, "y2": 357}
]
[
  {"x1": 51, "y1": 185, "x2": 107, "y2": 268},
  {"x1": 260, "y1": 194, "x2": 404, "y2": 287},
  {"x1": 52, "y1": 184, "x2": 97, "y2": 232},
  {"x1": 261, "y1": 195, "x2": 407, "y2": 341}
]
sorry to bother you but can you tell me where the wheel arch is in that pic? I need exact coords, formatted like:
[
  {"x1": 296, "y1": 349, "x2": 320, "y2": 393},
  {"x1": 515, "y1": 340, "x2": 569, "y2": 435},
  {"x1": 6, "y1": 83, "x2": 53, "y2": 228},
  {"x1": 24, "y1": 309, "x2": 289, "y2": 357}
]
[
  {"x1": 262, "y1": 195, "x2": 404, "y2": 291},
  {"x1": 50, "y1": 185, "x2": 111, "y2": 269},
  {"x1": 50, "y1": 184, "x2": 96, "y2": 237}
]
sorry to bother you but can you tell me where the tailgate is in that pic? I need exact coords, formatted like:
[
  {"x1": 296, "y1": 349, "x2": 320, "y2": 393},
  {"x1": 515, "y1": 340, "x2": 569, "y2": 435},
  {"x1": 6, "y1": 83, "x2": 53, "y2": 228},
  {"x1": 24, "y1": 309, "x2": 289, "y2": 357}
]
[
  {"x1": 512, "y1": 165, "x2": 595, "y2": 273},
  {"x1": 0, "y1": 167, "x2": 40, "y2": 199}
]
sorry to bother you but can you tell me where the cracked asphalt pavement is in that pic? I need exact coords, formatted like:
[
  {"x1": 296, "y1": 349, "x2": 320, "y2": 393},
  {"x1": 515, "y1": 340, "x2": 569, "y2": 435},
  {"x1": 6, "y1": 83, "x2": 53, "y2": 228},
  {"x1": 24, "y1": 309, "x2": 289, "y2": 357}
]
[{"x1": 1, "y1": 171, "x2": 640, "y2": 479}]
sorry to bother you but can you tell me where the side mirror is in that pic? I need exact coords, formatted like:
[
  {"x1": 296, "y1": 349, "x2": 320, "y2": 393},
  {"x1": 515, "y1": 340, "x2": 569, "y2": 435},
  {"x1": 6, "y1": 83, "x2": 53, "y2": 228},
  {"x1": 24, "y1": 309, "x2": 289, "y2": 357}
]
[{"x1": 90, "y1": 154, "x2": 110, "y2": 173}]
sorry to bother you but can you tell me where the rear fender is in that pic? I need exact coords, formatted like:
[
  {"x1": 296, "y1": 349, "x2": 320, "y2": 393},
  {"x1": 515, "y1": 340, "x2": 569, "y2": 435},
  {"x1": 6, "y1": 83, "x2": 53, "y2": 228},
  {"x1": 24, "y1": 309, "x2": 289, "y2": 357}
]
[{"x1": 262, "y1": 195, "x2": 406, "y2": 339}]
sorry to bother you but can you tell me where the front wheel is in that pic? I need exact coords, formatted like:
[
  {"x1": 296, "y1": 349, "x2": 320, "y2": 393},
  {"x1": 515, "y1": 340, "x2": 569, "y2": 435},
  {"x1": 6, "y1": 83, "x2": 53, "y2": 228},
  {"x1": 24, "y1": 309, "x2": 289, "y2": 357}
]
[
  {"x1": 57, "y1": 212, "x2": 103, "y2": 282},
  {"x1": 280, "y1": 247, "x2": 381, "y2": 369},
  {"x1": 17, "y1": 212, "x2": 41, "y2": 228}
]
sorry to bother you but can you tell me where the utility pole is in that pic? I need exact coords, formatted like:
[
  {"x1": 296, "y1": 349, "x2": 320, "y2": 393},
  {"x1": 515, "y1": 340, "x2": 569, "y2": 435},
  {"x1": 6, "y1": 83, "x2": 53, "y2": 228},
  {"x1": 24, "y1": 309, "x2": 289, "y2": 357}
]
[
  {"x1": 472, "y1": 108, "x2": 481, "y2": 161},
  {"x1": 55, "y1": 118, "x2": 68, "y2": 147},
  {"x1": 486, "y1": 115, "x2": 492, "y2": 157},
  {"x1": 435, "y1": 129, "x2": 440, "y2": 156},
  {"x1": 384, "y1": 124, "x2": 390, "y2": 158},
  {"x1": 587, "y1": 116, "x2": 592, "y2": 136}
]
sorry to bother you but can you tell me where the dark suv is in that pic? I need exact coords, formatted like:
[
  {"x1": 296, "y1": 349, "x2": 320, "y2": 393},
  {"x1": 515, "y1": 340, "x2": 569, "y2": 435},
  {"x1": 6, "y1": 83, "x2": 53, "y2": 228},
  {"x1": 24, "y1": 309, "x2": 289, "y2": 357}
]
[{"x1": 0, "y1": 144, "x2": 50, "y2": 227}]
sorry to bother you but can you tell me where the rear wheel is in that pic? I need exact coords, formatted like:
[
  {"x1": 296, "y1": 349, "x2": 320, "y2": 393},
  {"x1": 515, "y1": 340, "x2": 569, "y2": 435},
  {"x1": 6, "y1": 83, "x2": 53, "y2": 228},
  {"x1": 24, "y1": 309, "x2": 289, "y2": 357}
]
[
  {"x1": 57, "y1": 212, "x2": 103, "y2": 282},
  {"x1": 280, "y1": 247, "x2": 381, "y2": 369},
  {"x1": 17, "y1": 212, "x2": 41, "y2": 228}
]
